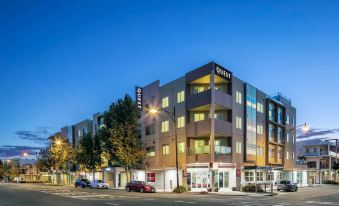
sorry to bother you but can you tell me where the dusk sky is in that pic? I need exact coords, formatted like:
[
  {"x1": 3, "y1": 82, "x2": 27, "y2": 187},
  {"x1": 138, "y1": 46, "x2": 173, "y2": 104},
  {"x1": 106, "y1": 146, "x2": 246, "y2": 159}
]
[{"x1": 1, "y1": 0, "x2": 339, "y2": 159}]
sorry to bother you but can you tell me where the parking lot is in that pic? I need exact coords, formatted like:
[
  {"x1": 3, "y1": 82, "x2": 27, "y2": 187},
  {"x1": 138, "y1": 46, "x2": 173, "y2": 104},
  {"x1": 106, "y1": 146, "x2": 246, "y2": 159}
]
[{"x1": 1, "y1": 183, "x2": 339, "y2": 206}]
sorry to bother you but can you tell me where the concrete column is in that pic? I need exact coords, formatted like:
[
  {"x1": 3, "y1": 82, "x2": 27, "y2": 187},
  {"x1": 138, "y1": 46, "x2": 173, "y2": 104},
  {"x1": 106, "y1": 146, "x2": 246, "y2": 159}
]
[{"x1": 210, "y1": 66, "x2": 216, "y2": 192}]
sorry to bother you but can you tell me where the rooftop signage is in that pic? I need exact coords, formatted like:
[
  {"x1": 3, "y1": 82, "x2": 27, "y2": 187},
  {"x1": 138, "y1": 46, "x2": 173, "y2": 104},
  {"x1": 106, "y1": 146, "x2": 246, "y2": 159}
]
[
  {"x1": 135, "y1": 86, "x2": 143, "y2": 110},
  {"x1": 215, "y1": 65, "x2": 232, "y2": 81}
]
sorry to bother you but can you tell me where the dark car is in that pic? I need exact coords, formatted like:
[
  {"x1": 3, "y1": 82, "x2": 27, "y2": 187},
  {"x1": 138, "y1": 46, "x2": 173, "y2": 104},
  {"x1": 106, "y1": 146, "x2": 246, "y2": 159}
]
[
  {"x1": 277, "y1": 180, "x2": 298, "y2": 192},
  {"x1": 125, "y1": 181, "x2": 156, "y2": 193},
  {"x1": 75, "y1": 179, "x2": 91, "y2": 188}
]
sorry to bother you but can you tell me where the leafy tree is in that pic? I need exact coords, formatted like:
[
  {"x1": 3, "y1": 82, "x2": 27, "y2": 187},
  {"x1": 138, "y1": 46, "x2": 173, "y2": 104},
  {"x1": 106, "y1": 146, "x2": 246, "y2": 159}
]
[
  {"x1": 49, "y1": 137, "x2": 74, "y2": 173},
  {"x1": 103, "y1": 95, "x2": 145, "y2": 182},
  {"x1": 76, "y1": 132, "x2": 103, "y2": 181},
  {"x1": 0, "y1": 160, "x2": 4, "y2": 180},
  {"x1": 36, "y1": 149, "x2": 53, "y2": 172}
]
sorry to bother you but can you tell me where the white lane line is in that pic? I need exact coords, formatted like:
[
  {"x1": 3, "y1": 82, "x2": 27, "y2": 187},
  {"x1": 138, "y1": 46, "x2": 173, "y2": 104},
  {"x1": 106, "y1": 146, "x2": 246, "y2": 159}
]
[
  {"x1": 175, "y1": 200, "x2": 196, "y2": 204},
  {"x1": 106, "y1": 203, "x2": 119, "y2": 206},
  {"x1": 70, "y1": 194, "x2": 112, "y2": 198}
]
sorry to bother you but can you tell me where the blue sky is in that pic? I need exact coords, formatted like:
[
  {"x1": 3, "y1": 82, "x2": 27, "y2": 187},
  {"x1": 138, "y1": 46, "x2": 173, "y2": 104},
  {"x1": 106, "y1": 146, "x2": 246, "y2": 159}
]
[{"x1": 1, "y1": 0, "x2": 339, "y2": 159}]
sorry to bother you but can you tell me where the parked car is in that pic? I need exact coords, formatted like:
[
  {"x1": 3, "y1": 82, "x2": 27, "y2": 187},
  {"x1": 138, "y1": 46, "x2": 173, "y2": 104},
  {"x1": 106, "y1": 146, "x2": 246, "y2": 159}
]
[
  {"x1": 277, "y1": 180, "x2": 298, "y2": 192},
  {"x1": 75, "y1": 179, "x2": 91, "y2": 188},
  {"x1": 91, "y1": 180, "x2": 109, "y2": 189},
  {"x1": 125, "y1": 181, "x2": 156, "y2": 193}
]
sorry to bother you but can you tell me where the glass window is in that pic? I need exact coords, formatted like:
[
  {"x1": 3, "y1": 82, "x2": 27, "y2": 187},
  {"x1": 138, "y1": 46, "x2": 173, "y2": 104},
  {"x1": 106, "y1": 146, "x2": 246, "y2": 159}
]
[
  {"x1": 286, "y1": 133, "x2": 290, "y2": 142},
  {"x1": 266, "y1": 172, "x2": 274, "y2": 181},
  {"x1": 257, "y1": 172, "x2": 264, "y2": 181},
  {"x1": 177, "y1": 116, "x2": 185, "y2": 128},
  {"x1": 286, "y1": 114, "x2": 290, "y2": 124},
  {"x1": 257, "y1": 124, "x2": 263, "y2": 135},
  {"x1": 146, "y1": 173, "x2": 155, "y2": 182},
  {"x1": 257, "y1": 103, "x2": 264, "y2": 113},
  {"x1": 277, "y1": 127, "x2": 283, "y2": 144},
  {"x1": 162, "y1": 97, "x2": 169, "y2": 108},
  {"x1": 236, "y1": 116, "x2": 242, "y2": 129},
  {"x1": 269, "y1": 124, "x2": 276, "y2": 142},
  {"x1": 161, "y1": 120, "x2": 169, "y2": 133},
  {"x1": 162, "y1": 144, "x2": 169, "y2": 155},
  {"x1": 236, "y1": 91, "x2": 242, "y2": 104},
  {"x1": 292, "y1": 135, "x2": 295, "y2": 143},
  {"x1": 269, "y1": 103, "x2": 276, "y2": 122},
  {"x1": 236, "y1": 141, "x2": 242, "y2": 154},
  {"x1": 213, "y1": 113, "x2": 224, "y2": 121},
  {"x1": 177, "y1": 91, "x2": 185, "y2": 103},
  {"x1": 257, "y1": 146, "x2": 263, "y2": 156},
  {"x1": 145, "y1": 124, "x2": 155, "y2": 136},
  {"x1": 286, "y1": 151, "x2": 289, "y2": 160},
  {"x1": 193, "y1": 86, "x2": 205, "y2": 94},
  {"x1": 194, "y1": 140, "x2": 209, "y2": 154},
  {"x1": 245, "y1": 172, "x2": 254, "y2": 182},
  {"x1": 177, "y1": 142, "x2": 185, "y2": 154},
  {"x1": 146, "y1": 147, "x2": 155, "y2": 157},
  {"x1": 292, "y1": 152, "x2": 295, "y2": 160},
  {"x1": 194, "y1": 113, "x2": 205, "y2": 122}
]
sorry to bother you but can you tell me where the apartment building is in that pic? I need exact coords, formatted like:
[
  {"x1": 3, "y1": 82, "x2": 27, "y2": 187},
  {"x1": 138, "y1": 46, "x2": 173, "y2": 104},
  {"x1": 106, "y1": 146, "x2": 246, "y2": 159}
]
[
  {"x1": 138, "y1": 62, "x2": 302, "y2": 192},
  {"x1": 297, "y1": 139, "x2": 339, "y2": 184}
]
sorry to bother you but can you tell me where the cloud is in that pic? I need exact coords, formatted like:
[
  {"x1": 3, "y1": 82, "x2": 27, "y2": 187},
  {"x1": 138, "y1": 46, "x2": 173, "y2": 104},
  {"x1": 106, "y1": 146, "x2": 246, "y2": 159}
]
[
  {"x1": 0, "y1": 145, "x2": 43, "y2": 159},
  {"x1": 14, "y1": 127, "x2": 53, "y2": 145},
  {"x1": 297, "y1": 128, "x2": 339, "y2": 141}
]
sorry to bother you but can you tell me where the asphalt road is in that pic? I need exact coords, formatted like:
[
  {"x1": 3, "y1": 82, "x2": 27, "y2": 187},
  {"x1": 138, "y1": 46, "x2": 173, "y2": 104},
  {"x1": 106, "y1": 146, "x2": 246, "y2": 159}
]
[{"x1": 1, "y1": 183, "x2": 339, "y2": 206}]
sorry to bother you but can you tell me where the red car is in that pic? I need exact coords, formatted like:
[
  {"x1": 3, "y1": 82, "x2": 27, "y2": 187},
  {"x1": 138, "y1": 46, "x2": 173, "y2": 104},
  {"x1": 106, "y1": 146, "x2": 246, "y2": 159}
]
[{"x1": 125, "y1": 181, "x2": 156, "y2": 193}]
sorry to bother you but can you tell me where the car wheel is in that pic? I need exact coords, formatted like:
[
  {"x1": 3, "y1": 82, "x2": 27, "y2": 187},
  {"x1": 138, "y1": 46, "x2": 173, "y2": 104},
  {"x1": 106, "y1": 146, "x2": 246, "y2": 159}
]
[
  {"x1": 277, "y1": 189, "x2": 280, "y2": 191},
  {"x1": 126, "y1": 187, "x2": 130, "y2": 192},
  {"x1": 140, "y1": 188, "x2": 144, "y2": 193},
  {"x1": 97, "y1": 185, "x2": 100, "y2": 189},
  {"x1": 295, "y1": 187, "x2": 298, "y2": 192}
]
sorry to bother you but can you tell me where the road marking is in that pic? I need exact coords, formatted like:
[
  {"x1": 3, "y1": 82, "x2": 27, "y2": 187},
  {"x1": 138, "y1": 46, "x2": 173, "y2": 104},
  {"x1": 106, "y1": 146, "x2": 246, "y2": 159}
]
[
  {"x1": 175, "y1": 200, "x2": 196, "y2": 204},
  {"x1": 70, "y1": 194, "x2": 112, "y2": 198},
  {"x1": 106, "y1": 203, "x2": 119, "y2": 206}
]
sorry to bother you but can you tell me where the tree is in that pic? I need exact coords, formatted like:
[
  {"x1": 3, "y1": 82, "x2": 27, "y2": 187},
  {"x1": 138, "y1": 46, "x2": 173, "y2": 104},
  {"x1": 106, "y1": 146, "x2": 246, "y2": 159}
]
[
  {"x1": 0, "y1": 160, "x2": 4, "y2": 180},
  {"x1": 36, "y1": 149, "x2": 53, "y2": 173},
  {"x1": 102, "y1": 94, "x2": 145, "y2": 182},
  {"x1": 76, "y1": 132, "x2": 103, "y2": 181}
]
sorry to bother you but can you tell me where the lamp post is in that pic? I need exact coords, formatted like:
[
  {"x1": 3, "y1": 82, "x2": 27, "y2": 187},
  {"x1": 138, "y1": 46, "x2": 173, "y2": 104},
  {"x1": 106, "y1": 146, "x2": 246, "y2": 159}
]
[{"x1": 150, "y1": 107, "x2": 180, "y2": 189}]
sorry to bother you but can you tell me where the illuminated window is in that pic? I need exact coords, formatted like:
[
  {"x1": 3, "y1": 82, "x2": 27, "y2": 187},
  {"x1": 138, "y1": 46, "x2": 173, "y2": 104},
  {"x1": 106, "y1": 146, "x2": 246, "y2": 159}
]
[
  {"x1": 162, "y1": 144, "x2": 169, "y2": 155},
  {"x1": 257, "y1": 124, "x2": 263, "y2": 135},
  {"x1": 177, "y1": 142, "x2": 185, "y2": 154},
  {"x1": 236, "y1": 141, "x2": 242, "y2": 154},
  {"x1": 177, "y1": 116, "x2": 185, "y2": 128},
  {"x1": 194, "y1": 113, "x2": 205, "y2": 122},
  {"x1": 193, "y1": 86, "x2": 205, "y2": 94},
  {"x1": 286, "y1": 151, "x2": 289, "y2": 160},
  {"x1": 236, "y1": 116, "x2": 242, "y2": 129},
  {"x1": 177, "y1": 91, "x2": 185, "y2": 103},
  {"x1": 161, "y1": 120, "x2": 169, "y2": 133},
  {"x1": 236, "y1": 91, "x2": 242, "y2": 104},
  {"x1": 162, "y1": 97, "x2": 169, "y2": 108},
  {"x1": 146, "y1": 147, "x2": 155, "y2": 157},
  {"x1": 257, "y1": 103, "x2": 264, "y2": 113}
]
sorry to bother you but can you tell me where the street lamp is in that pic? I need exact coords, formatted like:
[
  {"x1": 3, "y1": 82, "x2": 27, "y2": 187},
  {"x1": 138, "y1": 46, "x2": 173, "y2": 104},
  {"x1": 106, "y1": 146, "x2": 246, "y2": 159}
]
[
  {"x1": 149, "y1": 106, "x2": 180, "y2": 189},
  {"x1": 23, "y1": 152, "x2": 28, "y2": 158},
  {"x1": 55, "y1": 139, "x2": 62, "y2": 146}
]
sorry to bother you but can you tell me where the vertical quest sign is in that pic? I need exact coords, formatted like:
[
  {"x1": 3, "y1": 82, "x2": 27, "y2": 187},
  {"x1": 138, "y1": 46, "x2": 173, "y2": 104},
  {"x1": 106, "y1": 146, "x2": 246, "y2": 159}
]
[
  {"x1": 215, "y1": 65, "x2": 232, "y2": 81},
  {"x1": 135, "y1": 86, "x2": 143, "y2": 110}
]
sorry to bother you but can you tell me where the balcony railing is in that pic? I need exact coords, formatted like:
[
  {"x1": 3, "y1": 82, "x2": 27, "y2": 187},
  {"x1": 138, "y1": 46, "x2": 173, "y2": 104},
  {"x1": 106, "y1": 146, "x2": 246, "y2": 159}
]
[
  {"x1": 189, "y1": 146, "x2": 210, "y2": 155},
  {"x1": 215, "y1": 146, "x2": 232, "y2": 155}
]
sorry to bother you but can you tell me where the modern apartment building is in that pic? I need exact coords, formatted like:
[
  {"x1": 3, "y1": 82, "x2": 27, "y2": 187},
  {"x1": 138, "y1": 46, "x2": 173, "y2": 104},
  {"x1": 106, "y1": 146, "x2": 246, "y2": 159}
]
[
  {"x1": 137, "y1": 62, "x2": 302, "y2": 192},
  {"x1": 297, "y1": 139, "x2": 339, "y2": 184},
  {"x1": 73, "y1": 119, "x2": 93, "y2": 148}
]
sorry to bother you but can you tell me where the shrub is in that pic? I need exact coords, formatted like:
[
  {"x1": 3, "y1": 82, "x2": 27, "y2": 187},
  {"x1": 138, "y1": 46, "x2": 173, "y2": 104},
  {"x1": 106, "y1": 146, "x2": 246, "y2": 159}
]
[
  {"x1": 173, "y1": 186, "x2": 187, "y2": 193},
  {"x1": 323, "y1": 180, "x2": 337, "y2": 185},
  {"x1": 241, "y1": 183, "x2": 263, "y2": 192}
]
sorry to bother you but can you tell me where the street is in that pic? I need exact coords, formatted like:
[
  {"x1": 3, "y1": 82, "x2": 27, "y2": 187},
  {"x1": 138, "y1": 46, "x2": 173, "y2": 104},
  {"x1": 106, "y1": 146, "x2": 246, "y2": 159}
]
[{"x1": 1, "y1": 183, "x2": 339, "y2": 206}]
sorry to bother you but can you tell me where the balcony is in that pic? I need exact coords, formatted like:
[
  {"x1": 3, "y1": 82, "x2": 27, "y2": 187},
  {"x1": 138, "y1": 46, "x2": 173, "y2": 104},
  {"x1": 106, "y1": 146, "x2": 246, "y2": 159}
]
[
  {"x1": 187, "y1": 118, "x2": 232, "y2": 137},
  {"x1": 305, "y1": 151, "x2": 329, "y2": 157},
  {"x1": 189, "y1": 146, "x2": 210, "y2": 155},
  {"x1": 187, "y1": 89, "x2": 232, "y2": 111}
]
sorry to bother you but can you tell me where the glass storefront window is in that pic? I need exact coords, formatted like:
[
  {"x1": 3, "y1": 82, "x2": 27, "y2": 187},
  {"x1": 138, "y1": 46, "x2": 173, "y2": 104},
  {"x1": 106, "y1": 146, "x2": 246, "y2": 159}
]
[{"x1": 191, "y1": 171, "x2": 210, "y2": 189}]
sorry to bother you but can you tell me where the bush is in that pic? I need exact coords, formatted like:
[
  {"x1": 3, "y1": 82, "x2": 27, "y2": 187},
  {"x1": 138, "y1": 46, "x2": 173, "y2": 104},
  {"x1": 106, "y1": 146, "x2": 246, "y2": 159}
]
[
  {"x1": 323, "y1": 180, "x2": 337, "y2": 185},
  {"x1": 173, "y1": 186, "x2": 187, "y2": 193},
  {"x1": 241, "y1": 183, "x2": 263, "y2": 192}
]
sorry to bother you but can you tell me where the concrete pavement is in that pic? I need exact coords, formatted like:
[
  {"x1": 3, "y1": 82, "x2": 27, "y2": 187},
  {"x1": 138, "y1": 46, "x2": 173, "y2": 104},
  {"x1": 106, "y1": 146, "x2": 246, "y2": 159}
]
[{"x1": 1, "y1": 183, "x2": 339, "y2": 206}]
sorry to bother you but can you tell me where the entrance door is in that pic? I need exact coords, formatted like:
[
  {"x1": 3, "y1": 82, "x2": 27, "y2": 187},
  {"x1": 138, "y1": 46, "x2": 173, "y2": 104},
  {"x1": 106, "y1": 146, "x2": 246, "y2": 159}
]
[
  {"x1": 213, "y1": 171, "x2": 229, "y2": 189},
  {"x1": 191, "y1": 171, "x2": 209, "y2": 190}
]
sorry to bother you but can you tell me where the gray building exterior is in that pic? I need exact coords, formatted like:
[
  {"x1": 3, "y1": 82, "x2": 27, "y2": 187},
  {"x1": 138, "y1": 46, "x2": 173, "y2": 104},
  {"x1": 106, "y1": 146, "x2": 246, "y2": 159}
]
[
  {"x1": 138, "y1": 62, "x2": 301, "y2": 192},
  {"x1": 74, "y1": 119, "x2": 93, "y2": 148}
]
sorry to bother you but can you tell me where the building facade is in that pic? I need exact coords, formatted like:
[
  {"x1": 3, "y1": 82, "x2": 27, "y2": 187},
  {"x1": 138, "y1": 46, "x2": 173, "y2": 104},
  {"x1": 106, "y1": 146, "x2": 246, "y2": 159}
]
[
  {"x1": 297, "y1": 139, "x2": 339, "y2": 184},
  {"x1": 138, "y1": 62, "x2": 303, "y2": 192}
]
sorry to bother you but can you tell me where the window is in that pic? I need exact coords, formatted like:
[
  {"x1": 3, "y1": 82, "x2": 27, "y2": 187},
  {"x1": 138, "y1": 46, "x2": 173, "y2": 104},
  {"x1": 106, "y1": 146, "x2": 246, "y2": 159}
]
[
  {"x1": 194, "y1": 113, "x2": 205, "y2": 122},
  {"x1": 194, "y1": 139, "x2": 209, "y2": 154},
  {"x1": 236, "y1": 91, "x2": 242, "y2": 104},
  {"x1": 162, "y1": 144, "x2": 169, "y2": 155},
  {"x1": 269, "y1": 103, "x2": 276, "y2": 121},
  {"x1": 277, "y1": 127, "x2": 283, "y2": 144},
  {"x1": 177, "y1": 116, "x2": 185, "y2": 128},
  {"x1": 236, "y1": 141, "x2": 242, "y2": 154},
  {"x1": 146, "y1": 147, "x2": 155, "y2": 157},
  {"x1": 236, "y1": 116, "x2": 242, "y2": 129},
  {"x1": 161, "y1": 120, "x2": 169, "y2": 133},
  {"x1": 177, "y1": 142, "x2": 185, "y2": 154},
  {"x1": 215, "y1": 139, "x2": 231, "y2": 154},
  {"x1": 193, "y1": 86, "x2": 205, "y2": 94},
  {"x1": 292, "y1": 152, "x2": 295, "y2": 160},
  {"x1": 286, "y1": 133, "x2": 290, "y2": 142},
  {"x1": 145, "y1": 124, "x2": 155, "y2": 136},
  {"x1": 266, "y1": 172, "x2": 274, "y2": 181},
  {"x1": 257, "y1": 172, "x2": 264, "y2": 181},
  {"x1": 257, "y1": 124, "x2": 263, "y2": 135},
  {"x1": 286, "y1": 115, "x2": 290, "y2": 124},
  {"x1": 292, "y1": 135, "x2": 295, "y2": 143},
  {"x1": 278, "y1": 107, "x2": 284, "y2": 124},
  {"x1": 257, "y1": 103, "x2": 264, "y2": 113},
  {"x1": 257, "y1": 146, "x2": 263, "y2": 156},
  {"x1": 286, "y1": 151, "x2": 289, "y2": 160},
  {"x1": 162, "y1": 97, "x2": 169, "y2": 108},
  {"x1": 213, "y1": 113, "x2": 224, "y2": 121},
  {"x1": 245, "y1": 172, "x2": 254, "y2": 182},
  {"x1": 146, "y1": 173, "x2": 155, "y2": 182},
  {"x1": 177, "y1": 91, "x2": 185, "y2": 103},
  {"x1": 291, "y1": 117, "x2": 295, "y2": 126}
]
